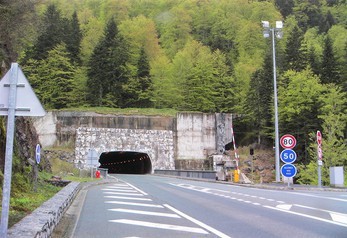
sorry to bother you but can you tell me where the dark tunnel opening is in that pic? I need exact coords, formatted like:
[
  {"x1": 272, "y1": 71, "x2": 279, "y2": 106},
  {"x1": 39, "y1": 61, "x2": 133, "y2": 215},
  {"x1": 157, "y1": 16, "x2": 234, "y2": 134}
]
[{"x1": 98, "y1": 151, "x2": 152, "y2": 174}]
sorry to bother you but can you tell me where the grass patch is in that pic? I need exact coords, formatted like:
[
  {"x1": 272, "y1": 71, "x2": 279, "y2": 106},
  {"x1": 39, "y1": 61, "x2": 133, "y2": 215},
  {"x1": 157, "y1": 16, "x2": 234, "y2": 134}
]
[
  {"x1": 2, "y1": 172, "x2": 63, "y2": 227},
  {"x1": 51, "y1": 158, "x2": 79, "y2": 177},
  {"x1": 57, "y1": 107, "x2": 178, "y2": 117}
]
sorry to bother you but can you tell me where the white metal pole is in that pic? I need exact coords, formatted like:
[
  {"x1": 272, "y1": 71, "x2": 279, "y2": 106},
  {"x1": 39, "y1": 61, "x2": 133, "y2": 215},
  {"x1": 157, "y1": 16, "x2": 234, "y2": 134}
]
[
  {"x1": 272, "y1": 29, "x2": 281, "y2": 182},
  {"x1": 0, "y1": 63, "x2": 18, "y2": 237}
]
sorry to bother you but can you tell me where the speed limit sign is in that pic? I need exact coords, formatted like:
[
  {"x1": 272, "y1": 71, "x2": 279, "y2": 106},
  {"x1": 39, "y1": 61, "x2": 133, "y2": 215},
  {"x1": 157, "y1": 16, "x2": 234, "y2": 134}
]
[{"x1": 280, "y1": 134, "x2": 296, "y2": 149}]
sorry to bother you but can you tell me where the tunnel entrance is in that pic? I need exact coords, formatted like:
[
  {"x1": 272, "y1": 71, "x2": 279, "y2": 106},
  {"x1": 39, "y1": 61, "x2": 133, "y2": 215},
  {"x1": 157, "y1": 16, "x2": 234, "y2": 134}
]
[{"x1": 98, "y1": 151, "x2": 152, "y2": 174}]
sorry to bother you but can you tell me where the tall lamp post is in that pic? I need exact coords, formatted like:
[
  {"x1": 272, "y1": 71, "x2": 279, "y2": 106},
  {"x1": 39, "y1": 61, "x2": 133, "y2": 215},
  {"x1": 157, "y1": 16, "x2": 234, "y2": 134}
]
[{"x1": 262, "y1": 20, "x2": 283, "y2": 182}]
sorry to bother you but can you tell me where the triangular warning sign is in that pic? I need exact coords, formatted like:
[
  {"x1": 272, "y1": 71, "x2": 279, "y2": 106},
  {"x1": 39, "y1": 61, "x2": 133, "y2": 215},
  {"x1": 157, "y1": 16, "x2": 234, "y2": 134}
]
[{"x1": 0, "y1": 63, "x2": 46, "y2": 116}]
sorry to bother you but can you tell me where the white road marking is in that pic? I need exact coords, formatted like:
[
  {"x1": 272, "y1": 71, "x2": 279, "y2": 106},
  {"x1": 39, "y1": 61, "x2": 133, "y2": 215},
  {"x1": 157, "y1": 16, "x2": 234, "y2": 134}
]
[
  {"x1": 102, "y1": 188, "x2": 138, "y2": 193},
  {"x1": 123, "y1": 181, "x2": 148, "y2": 195},
  {"x1": 109, "y1": 219, "x2": 209, "y2": 234},
  {"x1": 107, "y1": 185, "x2": 133, "y2": 189},
  {"x1": 293, "y1": 204, "x2": 347, "y2": 225},
  {"x1": 264, "y1": 205, "x2": 347, "y2": 228},
  {"x1": 290, "y1": 192, "x2": 347, "y2": 202},
  {"x1": 109, "y1": 208, "x2": 180, "y2": 218},
  {"x1": 103, "y1": 191, "x2": 144, "y2": 196},
  {"x1": 105, "y1": 195, "x2": 151, "y2": 201},
  {"x1": 330, "y1": 213, "x2": 347, "y2": 225},
  {"x1": 164, "y1": 204, "x2": 232, "y2": 238},
  {"x1": 276, "y1": 204, "x2": 292, "y2": 210},
  {"x1": 105, "y1": 201, "x2": 163, "y2": 208},
  {"x1": 108, "y1": 184, "x2": 129, "y2": 187}
]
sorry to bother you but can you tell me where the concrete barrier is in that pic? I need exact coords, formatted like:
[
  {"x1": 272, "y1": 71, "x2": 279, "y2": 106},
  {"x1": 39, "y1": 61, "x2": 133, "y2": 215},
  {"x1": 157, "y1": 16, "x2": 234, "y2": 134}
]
[
  {"x1": 7, "y1": 181, "x2": 80, "y2": 238},
  {"x1": 154, "y1": 169, "x2": 216, "y2": 180}
]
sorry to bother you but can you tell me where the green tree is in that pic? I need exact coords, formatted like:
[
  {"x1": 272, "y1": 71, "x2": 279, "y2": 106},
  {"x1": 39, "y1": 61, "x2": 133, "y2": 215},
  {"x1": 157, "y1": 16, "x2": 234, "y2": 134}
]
[
  {"x1": 245, "y1": 52, "x2": 274, "y2": 145},
  {"x1": 30, "y1": 4, "x2": 67, "y2": 61},
  {"x1": 0, "y1": 0, "x2": 37, "y2": 69},
  {"x1": 318, "y1": 85, "x2": 347, "y2": 169},
  {"x1": 275, "y1": 0, "x2": 294, "y2": 18},
  {"x1": 86, "y1": 18, "x2": 130, "y2": 107},
  {"x1": 65, "y1": 11, "x2": 82, "y2": 64},
  {"x1": 320, "y1": 35, "x2": 340, "y2": 85},
  {"x1": 122, "y1": 47, "x2": 153, "y2": 108},
  {"x1": 158, "y1": 6, "x2": 193, "y2": 59},
  {"x1": 283, "y1": 25, "x2": 306, "y2": 71},
  {"x1": 297, "y1": 85, "x2": 347, "y2": 185},
  {"x1": 151, "y1": 54, "x2": 178, "y2": 109},
  {"x1": 41, "y1": 44, "x2": 76, "y2": 109},
  {"x1": 278, "y1": 69, "x2": 324, "y2": 164},
  {"x1": 292, "y1": 0, "x2": 324, "y2": 32}
]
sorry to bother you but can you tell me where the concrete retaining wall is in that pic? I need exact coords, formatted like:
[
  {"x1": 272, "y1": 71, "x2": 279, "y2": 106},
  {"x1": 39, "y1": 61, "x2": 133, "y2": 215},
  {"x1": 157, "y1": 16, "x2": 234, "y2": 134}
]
[
  {"x1": 33, "y1": 111, "x2": 233, "y2": 171},
  {"x1": 8, "y1": 182, "x2": 80, "y2": 238},
  {"x1": 154, "y1": 169, "x2": 216, "y2": 180}
]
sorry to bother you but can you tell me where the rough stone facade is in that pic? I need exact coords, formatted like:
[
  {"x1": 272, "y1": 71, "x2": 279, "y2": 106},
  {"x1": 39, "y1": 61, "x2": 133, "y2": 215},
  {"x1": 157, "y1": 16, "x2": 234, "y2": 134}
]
[{"x1": 75, "y1": 127, "x2": 175, "y2": 171}]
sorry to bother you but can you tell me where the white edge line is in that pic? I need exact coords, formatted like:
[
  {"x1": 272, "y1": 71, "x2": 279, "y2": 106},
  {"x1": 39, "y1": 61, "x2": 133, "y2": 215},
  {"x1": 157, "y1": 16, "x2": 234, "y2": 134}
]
[
  {"x1": 164, "y1": 204, "x2": 232, "y2": 238},
  {"x1": 264, "y1": 205, "x2": 347, "y2": 228},
  {"x1": 122, "y1": 181, "x2": 148, "y2": 195}
]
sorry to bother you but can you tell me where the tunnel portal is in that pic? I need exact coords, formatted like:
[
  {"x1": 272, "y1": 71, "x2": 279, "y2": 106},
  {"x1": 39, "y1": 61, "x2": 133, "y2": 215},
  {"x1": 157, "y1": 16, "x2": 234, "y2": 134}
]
[{"x1": 98, "y1": 151, "x2": 152, "y2": 174}]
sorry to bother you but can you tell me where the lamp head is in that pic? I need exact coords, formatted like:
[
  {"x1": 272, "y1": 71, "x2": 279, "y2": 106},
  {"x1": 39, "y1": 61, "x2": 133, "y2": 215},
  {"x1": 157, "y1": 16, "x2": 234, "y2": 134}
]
[
  {"x1": 262, "y1": 21, "x2": 269, "y2": 28},
  {"x1": 276, "y1": 21, "x2": 283, "y2": 29}
]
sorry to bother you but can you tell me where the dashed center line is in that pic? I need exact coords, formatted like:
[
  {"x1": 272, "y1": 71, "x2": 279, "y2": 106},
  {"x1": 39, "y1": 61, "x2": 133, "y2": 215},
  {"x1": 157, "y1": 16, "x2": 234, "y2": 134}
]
[{"x1": 170, "y1": 183, "x2": 347, "y2": 228}]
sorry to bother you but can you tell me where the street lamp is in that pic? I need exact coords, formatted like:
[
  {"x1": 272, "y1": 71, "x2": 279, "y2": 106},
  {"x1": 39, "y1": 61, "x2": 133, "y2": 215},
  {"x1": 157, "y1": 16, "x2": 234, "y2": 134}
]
[{"x1": 262, "y1": 20, "x2": 283, "y2": 183}]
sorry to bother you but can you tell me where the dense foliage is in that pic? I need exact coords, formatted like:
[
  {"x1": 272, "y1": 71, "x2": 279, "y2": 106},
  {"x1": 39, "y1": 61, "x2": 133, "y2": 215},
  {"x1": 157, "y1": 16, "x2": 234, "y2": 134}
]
[{"x1": 1, "y1": 0, "x2": 346, "y2": 185}]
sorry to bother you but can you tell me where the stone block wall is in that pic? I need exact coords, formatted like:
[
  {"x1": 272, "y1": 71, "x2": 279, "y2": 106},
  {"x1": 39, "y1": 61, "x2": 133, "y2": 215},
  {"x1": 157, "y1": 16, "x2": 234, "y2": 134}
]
[
  {"x1": 75, "y1": 127, "x2": 175, "y2": 171},
  {"x1": 7, "y1": 182, "x2": 80, "y2": 238}
]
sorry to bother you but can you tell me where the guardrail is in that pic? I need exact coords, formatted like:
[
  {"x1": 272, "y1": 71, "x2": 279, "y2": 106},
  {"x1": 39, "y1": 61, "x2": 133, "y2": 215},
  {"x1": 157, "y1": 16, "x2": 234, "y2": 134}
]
[{"x1": 154, "y1": 169, "x2": 216, "y2": 180}]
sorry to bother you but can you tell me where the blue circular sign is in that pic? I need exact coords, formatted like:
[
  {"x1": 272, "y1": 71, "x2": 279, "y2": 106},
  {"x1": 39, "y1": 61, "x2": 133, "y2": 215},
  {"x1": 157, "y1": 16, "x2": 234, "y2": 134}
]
[
  {"x1": 280, "y1": 149, "x2": 297, "y2": 164},
  {"x1": 281, "y1": 164, "x2": 297, "y2": 178},
  {"x1": 35, "y1": 144, "x2": 41, "y2": 164}
]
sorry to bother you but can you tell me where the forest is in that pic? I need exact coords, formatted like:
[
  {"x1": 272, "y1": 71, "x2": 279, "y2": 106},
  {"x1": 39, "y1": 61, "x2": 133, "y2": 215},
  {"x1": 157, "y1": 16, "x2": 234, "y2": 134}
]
[{"x1": 0, "y1": 0, "x2": 346, "y2": 185}]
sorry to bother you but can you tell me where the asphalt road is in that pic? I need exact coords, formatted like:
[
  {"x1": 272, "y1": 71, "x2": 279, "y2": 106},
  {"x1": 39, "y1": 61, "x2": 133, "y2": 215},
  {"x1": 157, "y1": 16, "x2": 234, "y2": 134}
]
[{"x1": 59, "y1": 175, "x2": 347, "y2": 238}]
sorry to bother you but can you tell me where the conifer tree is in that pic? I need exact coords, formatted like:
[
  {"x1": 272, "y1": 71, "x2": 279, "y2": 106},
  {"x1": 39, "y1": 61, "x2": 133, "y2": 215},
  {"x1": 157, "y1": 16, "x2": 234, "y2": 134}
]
[
  {"x1": 31, "y1": 4, "x2": 66, "y2": 60},
  {"x1": 320, "y1": 35, "x2": 340, "y2": 85},
  {"x1": 283, "y1": 25, "x2": 306, "y2": 72},
  {"x1": 86, "y1": 18, "x2": 129, "y2": 107},
  {"x1": 122, "y1": 47, "x2": 153, "y2": 108},
  {"x1": 65, "y1": 11, "x2": 82, "y2": 64},
  {"x1": 246, "y1": 52, "x2": 274, "y2": 145},
  {"x1": 40, "y1": 43, "x2": 76, "y2": 109}
]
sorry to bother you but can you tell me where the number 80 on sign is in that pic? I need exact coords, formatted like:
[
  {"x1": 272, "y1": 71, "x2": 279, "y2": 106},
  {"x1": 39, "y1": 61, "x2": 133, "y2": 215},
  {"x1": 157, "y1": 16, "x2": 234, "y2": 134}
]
[{"x1": 280, "y1": 134, "x2": 296, "y2": 149}]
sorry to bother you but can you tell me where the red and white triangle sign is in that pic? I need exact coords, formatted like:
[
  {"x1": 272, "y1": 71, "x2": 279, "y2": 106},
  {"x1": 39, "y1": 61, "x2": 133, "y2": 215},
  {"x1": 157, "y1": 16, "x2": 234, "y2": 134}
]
[{"x1": 0, "y1": 63, "x2": 45, "y2": 117}]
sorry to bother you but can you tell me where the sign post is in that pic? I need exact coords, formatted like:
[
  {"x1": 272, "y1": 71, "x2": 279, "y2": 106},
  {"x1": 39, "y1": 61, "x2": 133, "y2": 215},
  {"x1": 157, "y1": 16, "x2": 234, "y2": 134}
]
[
  {"x1": 317, "y1": 131, "x2": 323, "y2": 188},
  {"x1": 0, "y1": 63, "x2": 46, "y2": 237},
  {"x1": 280, "y1": 134, "x2": 297, "y2": 187}
]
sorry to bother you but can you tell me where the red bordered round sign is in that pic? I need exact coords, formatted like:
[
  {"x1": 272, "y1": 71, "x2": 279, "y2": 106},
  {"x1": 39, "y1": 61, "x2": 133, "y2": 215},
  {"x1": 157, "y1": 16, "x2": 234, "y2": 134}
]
[{"x1": 280, "y1": 134, "x2": 296, "y2": 149}]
